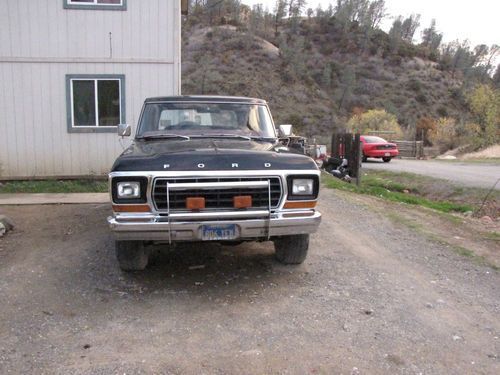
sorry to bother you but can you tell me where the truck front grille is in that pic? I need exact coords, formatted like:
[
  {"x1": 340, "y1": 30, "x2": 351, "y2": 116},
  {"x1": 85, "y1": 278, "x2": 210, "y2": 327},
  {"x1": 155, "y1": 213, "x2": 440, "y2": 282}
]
[{"x1": 153, "y1": 177, "x2": 282, "y2": 211}]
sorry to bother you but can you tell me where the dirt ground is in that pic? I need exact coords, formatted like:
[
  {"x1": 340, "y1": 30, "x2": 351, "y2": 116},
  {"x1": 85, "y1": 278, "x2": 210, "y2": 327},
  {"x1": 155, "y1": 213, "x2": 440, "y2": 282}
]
[{"x1": 0, "y1": 189, "x2": 499, "y2": 374}]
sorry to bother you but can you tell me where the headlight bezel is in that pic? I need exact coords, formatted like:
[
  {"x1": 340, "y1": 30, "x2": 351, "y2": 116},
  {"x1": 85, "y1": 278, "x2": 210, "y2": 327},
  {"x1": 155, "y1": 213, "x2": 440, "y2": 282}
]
[
  {"x1": 286, "y1": 175, "x2": 319, "y2": 201},
  {"x1": 111, "y1": 176, "x2": 148, "y2": 204}
]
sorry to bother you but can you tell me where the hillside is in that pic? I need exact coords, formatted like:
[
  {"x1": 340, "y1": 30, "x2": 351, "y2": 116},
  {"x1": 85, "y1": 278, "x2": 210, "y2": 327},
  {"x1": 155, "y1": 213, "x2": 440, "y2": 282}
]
[
  {"x1": 182, "y1": 25, "x2": 336, "y2": 138},
  {"x1": 181, "y1": 9, "x2": 496, "y2": 144}
]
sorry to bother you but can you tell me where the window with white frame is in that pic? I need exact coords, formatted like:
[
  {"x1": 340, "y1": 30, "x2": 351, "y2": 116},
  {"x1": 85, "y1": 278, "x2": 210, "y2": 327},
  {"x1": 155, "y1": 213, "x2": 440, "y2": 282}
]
[
  {"x1": 64, "y1": 0, "x2": 126, "y2": 10},
  {"x1": 67, "y1": 75, "x2": 125, "y2": 131}
]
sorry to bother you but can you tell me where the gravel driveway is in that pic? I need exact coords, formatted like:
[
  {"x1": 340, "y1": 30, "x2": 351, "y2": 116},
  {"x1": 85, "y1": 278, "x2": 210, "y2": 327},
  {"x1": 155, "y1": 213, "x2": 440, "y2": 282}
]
[
  {"x1": 363, "y1": 159, "x2": 500, "y2": 190},
  {"x1": 0, "y1": 191, "x2": 498, "y2": 374}
]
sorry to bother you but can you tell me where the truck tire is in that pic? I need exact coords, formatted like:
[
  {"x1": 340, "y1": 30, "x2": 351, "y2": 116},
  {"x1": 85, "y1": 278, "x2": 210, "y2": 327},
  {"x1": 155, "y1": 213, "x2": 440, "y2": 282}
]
[
  {"x1": 115, "y1": 241, "x2": 149, "y2": 271},
  {"x1": 382, "y1": 157, "x2": 391, "y2": 163},
  {"x1": 274, "y1": 234, "x2": 309, "y2": 264}
]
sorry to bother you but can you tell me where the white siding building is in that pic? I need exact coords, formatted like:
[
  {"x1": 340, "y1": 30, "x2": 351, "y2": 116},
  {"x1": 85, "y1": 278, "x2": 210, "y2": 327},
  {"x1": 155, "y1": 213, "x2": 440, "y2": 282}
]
[{"x1": 0, "y1": 0, "x2": 183, "y2": 178}]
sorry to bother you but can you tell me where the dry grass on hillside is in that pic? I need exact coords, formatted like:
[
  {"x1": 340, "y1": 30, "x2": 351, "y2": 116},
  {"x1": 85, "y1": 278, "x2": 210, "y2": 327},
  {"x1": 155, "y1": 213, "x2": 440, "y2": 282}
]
[
  {"x1": 182, "y1": 24, "x2": 471, "y2": 139},
  {"x1": 462, "y1": 145, "x2": 500, "y2": 160}
]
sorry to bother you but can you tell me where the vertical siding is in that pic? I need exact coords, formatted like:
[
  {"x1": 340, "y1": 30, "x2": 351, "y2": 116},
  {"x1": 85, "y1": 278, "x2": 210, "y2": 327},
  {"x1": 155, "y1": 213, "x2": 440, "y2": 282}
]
[
  {"x1": 0, "y1": 0, "x2": 175, "y2": 61},
  {"x1": 0, "y1": 64, "x2": 11, "y2": 176},
  {"x1": 0, "y1": 62, "x2": 175, "y2": 177},
  {"x1": 0, "y1": 0, "x2": 180, "y2": 177}
]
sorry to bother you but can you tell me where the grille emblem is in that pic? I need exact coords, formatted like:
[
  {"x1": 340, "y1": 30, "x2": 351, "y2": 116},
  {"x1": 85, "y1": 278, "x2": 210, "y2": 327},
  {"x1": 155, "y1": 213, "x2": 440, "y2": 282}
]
[
  {"x1": 264, "y1": 163, "x2": 271, "y2": 168},
  {"x1": 232, "y1": 163, "x2": 239, "y2": 168},
  {"x1": 198, "y1": 163, "x2": 205, "y2": 169},
  {"x1": 163, "y1": 164, "x2": 170, "y2": 169}
]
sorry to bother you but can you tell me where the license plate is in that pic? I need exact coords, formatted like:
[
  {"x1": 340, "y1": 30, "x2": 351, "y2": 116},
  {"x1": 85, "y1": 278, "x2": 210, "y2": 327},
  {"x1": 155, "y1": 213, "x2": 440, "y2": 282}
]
[
  {"x1": 201, "y1": 224, "x2": 237, "y2": 241},
  {"x1": 385, "y1": 152, "x2": 391, "y2": 156}
]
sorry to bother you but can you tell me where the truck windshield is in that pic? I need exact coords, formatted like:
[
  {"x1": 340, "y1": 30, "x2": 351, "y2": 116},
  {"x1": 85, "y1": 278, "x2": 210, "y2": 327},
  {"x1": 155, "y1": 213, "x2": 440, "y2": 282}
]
[{"x1": 137, "y1": 102, "x2": 277, "y2": 139}]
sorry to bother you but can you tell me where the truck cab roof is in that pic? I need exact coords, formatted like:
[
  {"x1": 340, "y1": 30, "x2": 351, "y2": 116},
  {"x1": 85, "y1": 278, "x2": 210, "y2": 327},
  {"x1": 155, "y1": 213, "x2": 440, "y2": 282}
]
[{"x1": 144, "y1": 95, "x2": 267, "y2": 105}]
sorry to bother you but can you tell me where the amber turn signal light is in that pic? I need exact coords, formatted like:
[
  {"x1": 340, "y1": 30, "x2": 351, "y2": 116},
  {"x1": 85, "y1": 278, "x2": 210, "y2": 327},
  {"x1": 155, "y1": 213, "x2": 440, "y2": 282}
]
[
  {"x1": 233, "y1": 195, "x2": 252, "y2": 209},
  {"x1": 112, "y1": 204, "x2": 151, "y2": 213},
  {"x1": 283, "y1": 201, "x2": 317, "y2": 209},
  {"x1": 186, "y1": 197, "x2": 206, "y2": 210}
]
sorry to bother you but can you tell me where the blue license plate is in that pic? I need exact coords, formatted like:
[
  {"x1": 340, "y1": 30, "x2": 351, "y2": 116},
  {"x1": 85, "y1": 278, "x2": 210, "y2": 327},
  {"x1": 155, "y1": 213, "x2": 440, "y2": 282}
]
[{"x1": 201, "y1": 224, "x2": 237, "y2": 241}]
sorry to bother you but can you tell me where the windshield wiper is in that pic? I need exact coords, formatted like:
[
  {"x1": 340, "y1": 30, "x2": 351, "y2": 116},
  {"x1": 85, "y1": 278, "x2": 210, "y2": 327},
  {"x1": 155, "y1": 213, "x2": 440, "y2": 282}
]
[
  {"x1": 249, "y1": 136, "x2": 277, "y2": 142},
  {"x1": 138, "y1": 134, "x2": 190, "y2": 140},
  {"x1": 193, "y1": 134, "x2": 252, "y2": 141}
]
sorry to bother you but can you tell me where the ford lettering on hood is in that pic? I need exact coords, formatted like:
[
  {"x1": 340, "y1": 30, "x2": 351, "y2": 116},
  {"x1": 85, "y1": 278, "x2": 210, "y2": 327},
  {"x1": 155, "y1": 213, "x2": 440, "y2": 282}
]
[{"x1": 111, "y1": 137, "x2": 318, "y2": 171}]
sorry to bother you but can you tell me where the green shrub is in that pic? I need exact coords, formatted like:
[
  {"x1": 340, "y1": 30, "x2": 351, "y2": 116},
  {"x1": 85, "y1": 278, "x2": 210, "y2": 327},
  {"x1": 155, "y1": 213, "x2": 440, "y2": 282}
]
[
  {"x1": 347, "y1": 109, "x2": 403, "y2": 137},
  {"x1": 467, "y1": 84, "x2": 499, "y2": 148},
  {"x1": 407, "y1": 78, "x2": 422, "y2": 92},
  {"x1": 437, "y1": 106, "x2": 448, "y2": 117},
  {"x1": 429, "y1": 117, "x2": 459, "y2": 152},
  {"x1": 416, "y1": 93, "x2": 428, "y2": 104}
]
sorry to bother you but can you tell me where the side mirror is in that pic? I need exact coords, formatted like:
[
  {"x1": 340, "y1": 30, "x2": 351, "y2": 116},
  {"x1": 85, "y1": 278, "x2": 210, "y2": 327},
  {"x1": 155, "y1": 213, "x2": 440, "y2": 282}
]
[
  {"x1": 278, "y1": 124, "x2": 293, "y2": 137},
  {"x1": 118, "y1": 123, "x2": 131, "y2": 137}
]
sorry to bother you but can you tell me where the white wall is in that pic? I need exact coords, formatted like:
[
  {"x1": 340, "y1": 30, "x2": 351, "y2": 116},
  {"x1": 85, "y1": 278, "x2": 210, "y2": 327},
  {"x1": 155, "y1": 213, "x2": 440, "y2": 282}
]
[
  {"x1": 0, "y1": 0, "x2": 177, "y2": 61},
  {"x1": 0, "y1": 0, "x2": 181, "y2": 177}
]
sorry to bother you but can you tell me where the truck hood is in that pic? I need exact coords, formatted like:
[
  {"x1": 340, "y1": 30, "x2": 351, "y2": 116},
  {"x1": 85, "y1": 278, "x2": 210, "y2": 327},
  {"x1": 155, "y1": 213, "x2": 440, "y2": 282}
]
[{"x1": 111, "y1": 138, "x2": 318, "y2": 172}]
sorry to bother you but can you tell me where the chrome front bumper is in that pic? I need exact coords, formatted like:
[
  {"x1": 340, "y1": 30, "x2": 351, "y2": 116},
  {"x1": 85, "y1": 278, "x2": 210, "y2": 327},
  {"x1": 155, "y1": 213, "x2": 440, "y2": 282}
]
[{"x1": 107, "y1": 210, "x2": 321, "y2": 241}]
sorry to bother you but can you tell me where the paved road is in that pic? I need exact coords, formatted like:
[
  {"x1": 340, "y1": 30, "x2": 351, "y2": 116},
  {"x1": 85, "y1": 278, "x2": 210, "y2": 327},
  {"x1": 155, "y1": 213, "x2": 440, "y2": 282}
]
[
  {"x1": 363, "y1": 159, "x2": 500, "y2": 190},
  {"x1": 0, "y1": 192, "x2": 498, "y2": 374}
]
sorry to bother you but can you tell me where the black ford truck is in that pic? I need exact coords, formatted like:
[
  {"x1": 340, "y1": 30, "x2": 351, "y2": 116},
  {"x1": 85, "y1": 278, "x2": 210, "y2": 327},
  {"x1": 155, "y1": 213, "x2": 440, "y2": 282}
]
[{"x1": 108, "y1": 96, "x2": 321, "y2": 271}]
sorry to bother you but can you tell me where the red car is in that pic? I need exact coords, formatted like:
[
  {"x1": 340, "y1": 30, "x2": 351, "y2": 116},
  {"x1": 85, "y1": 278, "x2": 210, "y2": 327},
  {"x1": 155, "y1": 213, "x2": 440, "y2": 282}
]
[{"x1": 360, "y1": 136, "x2": 399, "y2": 163}]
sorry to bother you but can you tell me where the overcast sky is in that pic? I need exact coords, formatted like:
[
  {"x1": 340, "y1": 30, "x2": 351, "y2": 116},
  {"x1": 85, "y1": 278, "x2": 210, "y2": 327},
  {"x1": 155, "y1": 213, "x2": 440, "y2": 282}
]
[{"x1": 239, "y1": 0, "x2": 500, "y2": 47}]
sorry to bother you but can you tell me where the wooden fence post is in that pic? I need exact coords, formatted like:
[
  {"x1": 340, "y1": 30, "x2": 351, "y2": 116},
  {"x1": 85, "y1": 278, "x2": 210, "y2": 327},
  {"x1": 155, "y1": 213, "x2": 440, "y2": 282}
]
[
  {"x1": 353, "y1": 133, "x2": 362, "y2": 186},
  {"x1": 331, "y1": 132, "x2": 362, "y2": 186}
]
